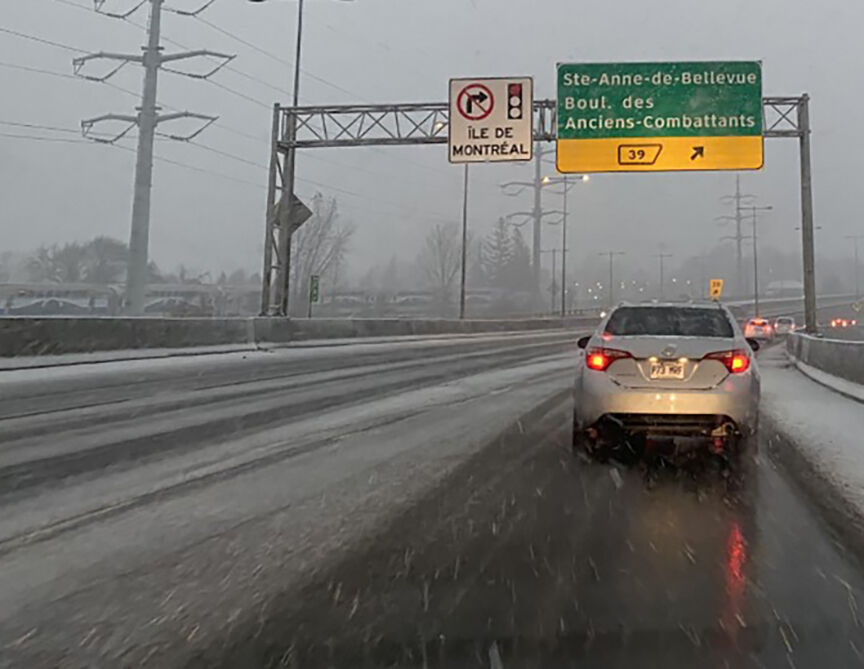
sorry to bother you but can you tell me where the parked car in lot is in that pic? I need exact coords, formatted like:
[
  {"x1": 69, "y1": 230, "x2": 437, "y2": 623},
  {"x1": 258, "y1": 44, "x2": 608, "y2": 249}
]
[
  {"x1": 774, "y1": 316, "x2": 796, "y2": 335},
  {"x1": 744, "y1": 317, "x2": 774, "y2": 341},
  {"x1": 573, "y1": 302, "x2": 761, "y2": 462}
]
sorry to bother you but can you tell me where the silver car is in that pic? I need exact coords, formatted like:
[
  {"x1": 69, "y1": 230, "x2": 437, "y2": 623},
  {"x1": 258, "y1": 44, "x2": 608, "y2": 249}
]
[{"x1": 573, "y1": 302, "x2": 761, "y2": 460}]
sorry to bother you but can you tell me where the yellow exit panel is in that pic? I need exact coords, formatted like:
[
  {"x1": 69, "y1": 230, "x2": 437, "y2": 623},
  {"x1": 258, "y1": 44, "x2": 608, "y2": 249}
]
[
  {"x1": 709, "y1": 278, "x2": 724, "y2": 300},
  {"x1": 557, "y1": 136, "x2": 763, "y2": 173}
]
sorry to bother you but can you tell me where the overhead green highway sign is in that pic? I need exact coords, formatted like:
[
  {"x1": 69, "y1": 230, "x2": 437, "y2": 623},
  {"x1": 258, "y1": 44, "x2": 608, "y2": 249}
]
[{"x1": 557, "y1": 61, "x2": 763, "y2": 173}]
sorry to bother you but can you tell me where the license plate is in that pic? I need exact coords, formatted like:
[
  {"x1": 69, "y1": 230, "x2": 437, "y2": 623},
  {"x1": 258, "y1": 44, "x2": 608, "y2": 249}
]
[{"x1": 650, "y1": 361, "x2": 685, "y2": 380}]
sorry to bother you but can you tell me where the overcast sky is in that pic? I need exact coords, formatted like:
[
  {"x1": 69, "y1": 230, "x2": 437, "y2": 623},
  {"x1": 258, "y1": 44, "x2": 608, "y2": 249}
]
[{"x1": 1, "y1": 0, "x2": 861, "y2": 281}]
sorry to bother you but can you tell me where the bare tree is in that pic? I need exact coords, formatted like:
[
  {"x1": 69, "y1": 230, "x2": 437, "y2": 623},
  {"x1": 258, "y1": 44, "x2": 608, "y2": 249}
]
[
  {"x1": 84, "y1": 236, "x2": 127, "y2": 284},
  {"x1": 290, "y1": 193, "x2": 354, "y2": 315},
  {"x1": 417, "y1": 223, "x2": 462, "y2": 304}
]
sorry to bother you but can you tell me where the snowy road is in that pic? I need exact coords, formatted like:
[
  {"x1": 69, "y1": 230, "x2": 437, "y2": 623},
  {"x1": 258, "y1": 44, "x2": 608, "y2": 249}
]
[
  {"x1": 3, "y1": 331, "x2": 864, "y2": 667},
  {"x1": 0, "y1": 331, "x2": 577, "y2": 666},
  {"x1": 207, "y1": 356, "x2": 864, "y2": 669}
]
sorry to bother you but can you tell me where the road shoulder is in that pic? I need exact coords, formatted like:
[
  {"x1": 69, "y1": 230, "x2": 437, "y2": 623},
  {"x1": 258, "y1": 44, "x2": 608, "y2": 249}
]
[{"x1": 760, "y1": 345, "x2": 864, "y2": 556}]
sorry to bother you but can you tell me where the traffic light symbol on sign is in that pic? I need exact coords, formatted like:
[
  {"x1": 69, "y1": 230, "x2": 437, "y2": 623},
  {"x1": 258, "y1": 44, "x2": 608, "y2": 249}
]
[{"x1": 507, "y1": 83, "x2": 523, "y2": 120}]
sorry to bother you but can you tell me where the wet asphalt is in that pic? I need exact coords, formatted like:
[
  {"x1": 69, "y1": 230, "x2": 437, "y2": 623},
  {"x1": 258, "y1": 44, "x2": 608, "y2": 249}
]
[{"x1": 203, "y1": 404, "x2": 864, "y2": 669}]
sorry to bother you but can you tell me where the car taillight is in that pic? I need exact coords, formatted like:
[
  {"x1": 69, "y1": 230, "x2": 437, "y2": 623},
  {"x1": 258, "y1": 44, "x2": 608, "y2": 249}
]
[
  {"x1": 704, "y1": 349, "x2": 751, "y2": 374},
  {"x1": 585, "y1": 347, "x2": 631, "y2": 371}
]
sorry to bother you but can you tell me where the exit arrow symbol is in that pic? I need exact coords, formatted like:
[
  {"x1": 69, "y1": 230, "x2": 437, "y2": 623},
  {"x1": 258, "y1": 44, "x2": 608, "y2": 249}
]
[{"x1": 691, "y1": 146, "x2": 705, "y2": 160}]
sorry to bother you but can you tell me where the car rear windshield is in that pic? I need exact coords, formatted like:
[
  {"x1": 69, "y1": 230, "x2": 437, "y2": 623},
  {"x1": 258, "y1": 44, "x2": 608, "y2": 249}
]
[
  {"x1": 777, "y1": 317, "x2": 793, "y2": 323},
  {"x1": 605, "y1": 307, "x2": 734, "y2": 337}
]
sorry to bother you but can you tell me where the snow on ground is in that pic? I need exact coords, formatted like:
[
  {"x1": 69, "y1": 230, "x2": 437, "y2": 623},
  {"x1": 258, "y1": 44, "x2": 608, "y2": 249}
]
[
  {"x1": 792, "y1": 359, "x2": 864, "y2": 403},
  {"x1": 760, "y1": 346, "x2": 864, "y2": 515}
]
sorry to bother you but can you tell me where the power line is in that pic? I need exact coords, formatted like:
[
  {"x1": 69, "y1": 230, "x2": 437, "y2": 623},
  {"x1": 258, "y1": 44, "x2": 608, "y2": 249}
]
[
  {"x1": 0, "y1": 60, "x2": 78, "y2": 80},
  {"x1": 0, "y1": 132, "x2": 88, "y2": 144},
  {"x1": 205, "y1": 78, "x2": 272, "y2": 110},
  {"x1": 0, "y1": 120, "x2": 83, "y2": 134},
  {"x1": 187, "y1": 15, "x2": 366, "y2": 101},
  {"x1": 0, "y1": 25, "x2": 86, "y2": 53}
]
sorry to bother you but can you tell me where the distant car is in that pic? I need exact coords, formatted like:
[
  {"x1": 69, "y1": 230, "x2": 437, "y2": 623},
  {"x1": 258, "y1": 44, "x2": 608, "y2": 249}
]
[
  {"x1": 7, "y1": 299, "x2": 90, "y2": 316},
  {"x1": 744, "y1": 317, "x2": 774, "y2": 341},
  {"x1": 774, "y1": 316, "x2": 796, "y2": 335},
  {"x1": 573, "y1": 302, "x2": 761, "y2": 462},
  {"x1": 830, "y1": 318, "x2": 857, "y2": 328}
]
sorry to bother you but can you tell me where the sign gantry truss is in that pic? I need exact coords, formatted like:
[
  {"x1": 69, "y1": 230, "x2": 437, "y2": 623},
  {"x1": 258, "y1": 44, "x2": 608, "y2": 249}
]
[
  {"x1": 274, "y1": 97, "x2": 806, "y2": 152},
  {"x1": 264, "y1": 95, "x2": 815, "y2": 332}
]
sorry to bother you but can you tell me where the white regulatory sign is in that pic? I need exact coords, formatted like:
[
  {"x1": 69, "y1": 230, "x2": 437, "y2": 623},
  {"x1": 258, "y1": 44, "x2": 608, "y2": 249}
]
[{"x1": 448, "y1": 76, "x2": 533, "y2": 164}]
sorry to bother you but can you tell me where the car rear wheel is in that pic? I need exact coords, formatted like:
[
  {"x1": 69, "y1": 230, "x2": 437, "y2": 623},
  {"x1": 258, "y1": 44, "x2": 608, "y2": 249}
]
[{"x1": 572, "y1": 417, "x2": 606, "y2": 462}]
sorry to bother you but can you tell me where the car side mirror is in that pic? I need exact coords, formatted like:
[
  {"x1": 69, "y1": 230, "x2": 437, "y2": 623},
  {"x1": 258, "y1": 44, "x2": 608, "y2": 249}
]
[
  {"x1": 577, "y1": 335, "x2": 591, "y2": 350},
  {"x1": 746, "y1": 338, "x2": 760, "y2": 352}
]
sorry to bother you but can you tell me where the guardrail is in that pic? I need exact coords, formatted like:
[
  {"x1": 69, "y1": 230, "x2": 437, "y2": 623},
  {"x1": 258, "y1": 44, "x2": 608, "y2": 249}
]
[{"x1": 787, "y1": 332, "x2": 864, "y2": 386}]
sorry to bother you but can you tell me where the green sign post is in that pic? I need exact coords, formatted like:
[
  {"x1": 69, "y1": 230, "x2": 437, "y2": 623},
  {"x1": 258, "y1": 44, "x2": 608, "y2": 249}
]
[{"x1": 557, "y1": 61, "x2": 763, "y2": 172}]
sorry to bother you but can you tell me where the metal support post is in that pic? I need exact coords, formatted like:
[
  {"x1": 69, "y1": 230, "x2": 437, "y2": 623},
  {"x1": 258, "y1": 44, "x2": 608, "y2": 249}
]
[
  {"x1": 260, "y1": 104, "x2": 280, "y2": 314},
  {"x1": 275, "y1": 0, "x2": 305, "y2": 317},
  {"x1": 459, "y1": 163, "x2": 469, "y2": 320},
  {"x1": 560, "y1": 177, "x2": 567, "y2": 317},
  {"x1": 797, "y1": 95, "x2": 817, "y2": 333},
  {"x1": 532, "y1": 142, "x2": 542, "y2": 297}
]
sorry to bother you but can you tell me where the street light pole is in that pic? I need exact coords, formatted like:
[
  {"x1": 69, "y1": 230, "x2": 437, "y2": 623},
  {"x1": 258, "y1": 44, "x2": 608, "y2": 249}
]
[
  {"x1": 653, "y1": 252, "x2": 672, "y2": 300},
  {"x1": 845, "y1": 235, "x2": 864, "y2": 300},
  {"x1": 749, "y1": 205, "x2": 773, "y2": 317},
  {"x1": 599, "y1": 251, "x2": 625, "y2": 310}
]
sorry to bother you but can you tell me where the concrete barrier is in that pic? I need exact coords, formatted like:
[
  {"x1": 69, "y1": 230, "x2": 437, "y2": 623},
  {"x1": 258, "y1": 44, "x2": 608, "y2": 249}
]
[
  {"x1": 2, "y1": 295, "x2": 852, "y2": 359},
  {"x1": 787, "y1": 332, "x2": 864, "y2": 386},
  {"x1": 0, "y1": 315, "x2": 600, "y2": 358}
]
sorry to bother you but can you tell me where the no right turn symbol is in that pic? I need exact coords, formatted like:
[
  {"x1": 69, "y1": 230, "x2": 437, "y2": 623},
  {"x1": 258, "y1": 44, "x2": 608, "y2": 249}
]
[{"x1": 457, "y1": 84, "x2": 494, "y2": 121}]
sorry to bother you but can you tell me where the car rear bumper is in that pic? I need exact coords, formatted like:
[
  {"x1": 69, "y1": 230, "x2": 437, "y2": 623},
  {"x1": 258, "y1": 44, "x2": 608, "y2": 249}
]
[{"x1": 574, "y1": 369, "x2": 760, "y2": 436}]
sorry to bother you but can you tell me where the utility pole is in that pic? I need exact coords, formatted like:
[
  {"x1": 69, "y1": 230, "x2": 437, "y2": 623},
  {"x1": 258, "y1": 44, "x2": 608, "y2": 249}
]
[
  {"x1": 598, "y1": 251, "x2": 625, "y2": 310},
  {"x1": 75, "y1": 0, "x2": 232, "y2": 314},
  {"x1": 500, "y1": 144, "x2": 558, "y2": 305},
  {"x1": 749, "y1": 205, "x2": 773, "y2": 316},
  {"x1": 532, "y1": 173, "x2": 588, "y2": 317},
  {"x1": 540, "y1": 248, "x2": 562, "y2": 313},
  {"x1": 532, "y1": 141, "x2": 543, "y2": 294},
  {"x1": 459, "y1": 163, "x2": 470, "y2": 319},
  {"x1": 845, "y1": 235, "x2": 864, "y2": 300},
  {"x1": 653, "y1": 252, "x2": 673, "y2": 300}
]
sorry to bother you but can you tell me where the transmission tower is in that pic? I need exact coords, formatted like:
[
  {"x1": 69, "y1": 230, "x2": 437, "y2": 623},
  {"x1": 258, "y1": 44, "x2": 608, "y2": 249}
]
[
  {"x1": 500, "y1": 144, "x2": 563, "y2": 303},
  {"x1": 74, "y1": 0, "x2": 234, "y2": 314},
  {"x1": 717, "y1": 175, "x2": 755, "y2": 299}
]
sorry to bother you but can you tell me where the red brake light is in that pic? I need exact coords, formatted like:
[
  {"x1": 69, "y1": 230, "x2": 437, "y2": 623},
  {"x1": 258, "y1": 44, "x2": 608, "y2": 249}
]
[
  {"x1": 585, "y1": 347, "x2": 631, "y2": 371},
  {"x1": 704, "y1": 349, "x2": 751, "y2": 374}
]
